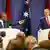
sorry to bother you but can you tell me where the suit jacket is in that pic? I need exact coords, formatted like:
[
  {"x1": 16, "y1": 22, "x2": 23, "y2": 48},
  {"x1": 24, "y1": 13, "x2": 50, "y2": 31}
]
[
  {"x1": 38, "y1": 17, "x2": 50, "y2": 30},
  {"x1": 2, "y1": 20, "x2": 9, "y2": 28}
]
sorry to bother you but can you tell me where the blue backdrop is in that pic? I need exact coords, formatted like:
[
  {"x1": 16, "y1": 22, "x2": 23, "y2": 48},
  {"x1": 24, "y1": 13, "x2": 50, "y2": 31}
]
[
  {"x1": 0, "y1": 0, "x2": 46, "y2": 38},
  {"x1": 30, "y1": 0, "x2": 46, "y2": 38},
  {"x1": 0, "y1": 0, "x2": 4, "y2": 13}
]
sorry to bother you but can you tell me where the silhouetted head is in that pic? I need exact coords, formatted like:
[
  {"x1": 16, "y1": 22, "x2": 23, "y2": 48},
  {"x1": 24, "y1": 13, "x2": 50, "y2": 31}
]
[
  {"x1": 15, "y1": 31, "x2": 26, "y2": 48},
  {"x1": 0, "y1": 31, "x2": 6, "y2": 37},
  {"x1": 25, "y1": 35, "x2": 39, "y2": 50},
  {"x1": 16, "y1": 31, "x2": 25, "y2": 40}
]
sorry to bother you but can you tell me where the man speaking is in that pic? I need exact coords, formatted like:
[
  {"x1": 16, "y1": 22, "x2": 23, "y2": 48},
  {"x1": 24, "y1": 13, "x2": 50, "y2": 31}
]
[
  {"x1": 38, "y1": 9, "x2": 50, "y2": 30},
  {"x1": 0, "y1": 12, "x2": 9, "y2": 28}
]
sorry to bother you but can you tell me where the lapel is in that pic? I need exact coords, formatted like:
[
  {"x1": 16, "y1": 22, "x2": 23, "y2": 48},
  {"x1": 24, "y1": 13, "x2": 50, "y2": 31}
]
[{"x1": 3, "y1": 20, "x2": 8, "y2": 28}]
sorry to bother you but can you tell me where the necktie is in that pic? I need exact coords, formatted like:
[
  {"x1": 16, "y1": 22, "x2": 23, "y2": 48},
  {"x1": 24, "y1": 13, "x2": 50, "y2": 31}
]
[
  {"x1": 48, "y1": 17, "x2": 50, "y2": 24},
  {"x1": 46, "y1": 17, "x2": 50, "y2": 26}
]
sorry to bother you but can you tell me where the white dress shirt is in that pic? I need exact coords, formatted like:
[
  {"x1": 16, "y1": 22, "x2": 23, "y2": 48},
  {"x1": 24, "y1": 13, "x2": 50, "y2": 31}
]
[
  {"x1": 0, "y1": 19, "x2": 4, "y2": 28},
  {"x1": 48, "y1": 16, "x2": 50, "y2": 24},
  {"x1": 48, "y1": 16, "x2": 50, "y2": 21}
]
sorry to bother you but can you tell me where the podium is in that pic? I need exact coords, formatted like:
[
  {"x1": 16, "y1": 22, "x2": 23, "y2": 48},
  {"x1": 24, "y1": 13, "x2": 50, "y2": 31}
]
[
  {"x1": 0, "y1": 28, "x2": 20, "y2": 49},
  {"x1": 38, "y1": 29, "x2": 50, "y2": 44}
]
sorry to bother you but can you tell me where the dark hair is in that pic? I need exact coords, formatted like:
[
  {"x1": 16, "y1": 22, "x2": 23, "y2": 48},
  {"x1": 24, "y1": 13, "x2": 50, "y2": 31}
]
[{"x1": 0, "y1": 31, "x2": 6, "y2": 37}]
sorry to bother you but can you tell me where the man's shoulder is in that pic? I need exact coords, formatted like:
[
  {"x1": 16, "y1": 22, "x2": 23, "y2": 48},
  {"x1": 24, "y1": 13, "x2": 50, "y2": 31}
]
[
  {"x1": 40, "y1": 17, "x2": 45, "y2": 20},
  {"x1": 40, "y1": 17, "x2": 45, "y2": 22}
]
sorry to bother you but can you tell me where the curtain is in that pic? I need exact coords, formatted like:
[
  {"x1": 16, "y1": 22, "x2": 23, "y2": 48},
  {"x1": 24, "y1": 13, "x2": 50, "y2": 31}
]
[{"x1": 46, "y1": 0, "x2": 50, "y2": 9}]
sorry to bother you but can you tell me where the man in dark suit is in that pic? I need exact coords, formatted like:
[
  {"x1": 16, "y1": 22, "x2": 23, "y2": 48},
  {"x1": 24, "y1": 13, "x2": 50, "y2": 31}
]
[
  {"x1": 38, "y1": 9, "x2": 50, "y2": 30},
  {"x1": 0, "y1": 12, "x2": 9, "y2": 28}
]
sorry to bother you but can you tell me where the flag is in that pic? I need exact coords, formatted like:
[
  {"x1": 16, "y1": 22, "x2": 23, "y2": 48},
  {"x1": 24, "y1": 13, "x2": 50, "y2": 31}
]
[
  {"x1": 22, "y1": 0, "x2": 31, "y2": 36},
  {"x1": 6, "y1": 0, "x2": 11, "y2": 20},
  {"x1": 18, "y1": 0, "x2": 31, "y2": 36},
  {"x1": 5, "y1": 0, "x2": 12, "y2": 26}
]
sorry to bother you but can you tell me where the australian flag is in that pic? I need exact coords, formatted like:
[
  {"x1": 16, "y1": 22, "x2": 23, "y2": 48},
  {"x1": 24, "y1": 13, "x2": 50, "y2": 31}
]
[
  {"x1": 15, "y1": 0, "x2": 31, "y2": 36},
  {"x1": 22, "y1": 0, "x2": 31, "y2": 36}
]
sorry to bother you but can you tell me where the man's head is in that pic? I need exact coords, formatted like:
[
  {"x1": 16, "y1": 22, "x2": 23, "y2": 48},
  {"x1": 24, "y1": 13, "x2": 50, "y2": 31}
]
[
  {"x1": 16, "y1": 31, "x2": 25, "y2": 39},
  {"x1": 15, "y1": 31, "x2": 26, "y2": 48},
  {"x1": 0, "y1": 31, "x2": 6, "y2": 37},
  {"x1": 44, "y1": 9, "x2": 50, "y2": 17},
  {"x1": 25, "y1": 36, "x2": 38, "y2": 49},
  {"x1": 1, "y1": 12, "x2": 7, "y2": 21}
]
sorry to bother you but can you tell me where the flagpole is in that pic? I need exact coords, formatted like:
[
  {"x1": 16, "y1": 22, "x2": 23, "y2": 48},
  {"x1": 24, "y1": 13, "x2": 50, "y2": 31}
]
[
  {"x1": 28, "y1": 0, "x2": 31, "y2": 18},
  {"x1": 29, "y1": 7, "x2": 31, "y2": 18}
]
